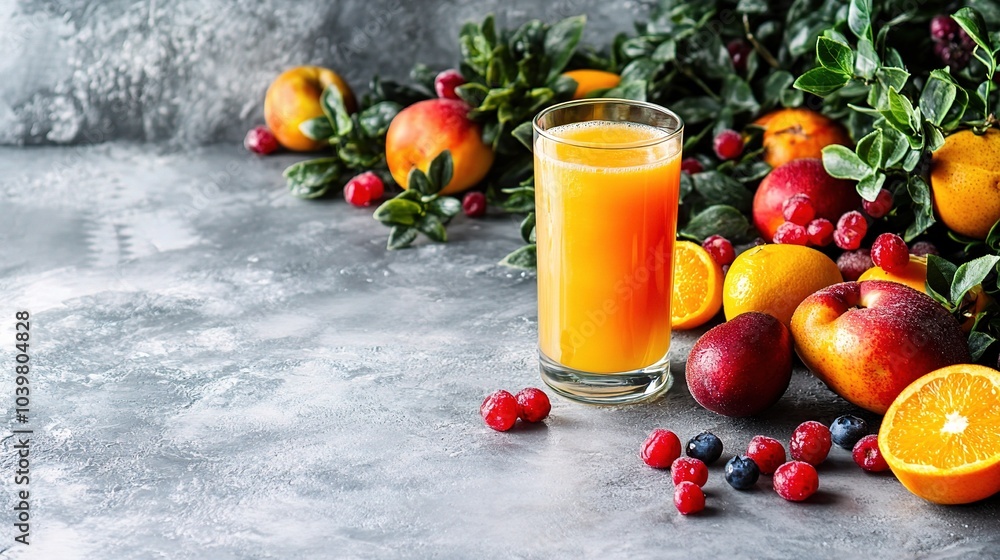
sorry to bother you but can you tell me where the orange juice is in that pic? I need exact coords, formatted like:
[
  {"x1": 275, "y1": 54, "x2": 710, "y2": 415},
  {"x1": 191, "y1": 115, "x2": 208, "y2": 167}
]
[{"x1": 535, "y1": 120, "x2": 681, "y2": 373}]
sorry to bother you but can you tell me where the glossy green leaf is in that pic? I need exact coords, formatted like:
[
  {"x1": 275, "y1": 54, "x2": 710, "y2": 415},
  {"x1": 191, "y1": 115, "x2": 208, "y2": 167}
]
[
  {"x1": 299, "y1": 116, "x2": 334, "y2": 141},
  {"x1": 691, "y1": 171, "x2": 753, "y2": 212},
  {"x1": 520, "y1": 212, "x2": 536, "y2": 244},
  {"x1": 357, "y1": 102, "x2": 401, "y2": 138},
  {"x1": 680, "y1": 205, "x2": 753, "y2": 243},
  {"x1": 387, "y1": 226, "x2": 418, "y2": 250},
  {"x1": 415, "y1": 214, "x2": 448, "y2": 242},
  {"x1": 855, "y1": 38, "x2": 879, "y2": 79},
  {"x1": 321, "y1": 85, "x2": 353, "y2": 136},
  {"x1": 822, "y1": 144, "x2": 871, "y2": 181},
  {"x1": 407, "y1": 169, "x2": 432, "y2": 196},
  {"x1": 427, "y1": 151, "x2": 454, "y2": 194},
  {"x1": 793, "y1": 67, "x2": 851, "y2": 96},
  {"x1": 427, "y1": 196, "x2": 461, "y2": 219},
  {"x1": 283, "y1": 158, "x2": 342, "y2": 199},
  {"x1": 969, "y1": 331, "x2": 996, "y2": 362},
  {"x1": 904, "y1": 176, "x2": 936, "y2": 240},
  {"x1": 951, "y1": 255, "x2": 1000, "y2": 305},
  {"x1": 816, "y1": 36, "x2": 854, "y2": 75},
  {"x1": 374, "y1": 198, "x2": 423, "y2": 227},
  {"x1": 926, "y1": 254, "x2": 958, "y2": 304},
  {"x1": 952, "y1": 8, "x2": 994, "y2": 68},
  {"x1": 848, "y1": 0, "x2": 873, "y2": 41},
  {"x1": 920, "y1": 72, "x2": 958, "y2": 127},
  {"x1": 500, "y1": 244, "x2": 537, "y2": 269},
  {"x1": 856, "y1": 172, "x2": 885, "y2": 201}
]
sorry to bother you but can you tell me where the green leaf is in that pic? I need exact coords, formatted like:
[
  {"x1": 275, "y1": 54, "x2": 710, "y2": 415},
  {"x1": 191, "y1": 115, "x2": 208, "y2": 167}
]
[
  {"x1": 545, "y1": 16, "x2": 586, "y2": 79},
  {"x1": 407, "y1": 169, "x2": 432, "y2": 196},
  {"x1": 762, "y1": 71, "x2": 796, "y2": 107},
  {"x1": 880, "y1": 87, "x2": 917, "y2": 134},
  {"x1": 620, "y1": 58, "x2": 661, "y2": 84},
  {"x1": 415, "y1": 214, "x2": 448, "y2": 242},
  {"x1": 455, "y1": 82, "x2": 489, "y2": 107},
  {"x1": 373, "y1": 198, "x2": 423, "y2": 227},
  {"x1": 951, "y1": 255, "x2": 1000, "y2": 305},
  {"x1": 986, "y1": 218, "x2": 1000, "y2": 252},
  {"x1": 953, "y1": 8, "x2": 995, "y2": 69},
  {"x1": 856, "y1": 173, "x2": 885, "y2": 201},
  {"x1": 920, "y1": 71, "x2": 958, "y2": 127},
  {"x1": 822, "y1": 145, "x2": 871, "y2": 180},
  {"x1": 299, "y1": 116, "x2": 334, "y2": 141},
  {"x1": 651, "y1": 40, "x2": 677, "y2": 63},
  {"x1": 968, "y1": 331, "x2": 996, "y2": 362},
  {"x1": 427, "y1": 196, "x2": 461, "y2": 219},
  {"x1": 926, "y1": 255, "x2": 958, "y2": 303},
  {"x1": 691, "y1": 172, "x2": 753, "y2": 212},
  {"x1": 283, "y1": 158, "x2": 342, "y2": 199},
  {"x1": 793, "y1": 67, "x2": 851, "y2": 96},
  {"x1": 520, "y1": 212, "x2": 536, "y2": 244},
  {"x1": 816, "y1": 36, "x2": 855, "y2": 75},
  {"x1": 856, "y1": 129, "x2": 882, "y2": 169},
  {"x1": 322, "y1": 85, "x2": 353, "y2": 136},
  {"x1": 512, "y1": 121, "x2": 534, "y2": 151},
  {"x1": 855, "y1": 38, "x2": 879, "y2": 79},
  {"x1": 603, "y1": 80, "x2": 647, "y2": 101},
  {"x1": 387, "y1": 226, "x2": 418, "y2": 250},
  {"x1": 848, "y1": 0, "x2": 873, "y2": 41},
  {"x1": 904, "y1": 176, "x2": 936, "y2": 241},
  {"x1": 499, "y1": 244, "x2": 536, "y2": 269},
  {"x1": 721, "y1": 75, "x2": 759, "y2": 113},
  {"x1": 427, "y1": 151, "x2": 454, "y2": 194},
  {"x1": 881, "y1": 128, "x2": 909, "y2": 167},
  {"x1": 500, "y1": 185, "x2": 535, "y2": 213},
  {"x1": 680, "y1": 205, "x2": 752, "y2": 243},
  {"x1": 357, "y1": 102, "x2": 402, "y2": 138},
  {"x1": 670, "y1": 97, "x2": 721, "y2": 124}
]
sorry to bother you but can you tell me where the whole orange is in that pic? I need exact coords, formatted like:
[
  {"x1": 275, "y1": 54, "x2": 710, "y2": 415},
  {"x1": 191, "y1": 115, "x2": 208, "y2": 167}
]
[
  {"x1": 754, "y1": 108, "x2": 852, "y2": 168},
  {"x1": 930, "y1": 129, "x2": 1000, "y2": 239},
  {"x1": 385, "y1": 99, "x2": 494, "y2": 195},
  {"x1": 752, "y1": 158, "x2": 860, "y2": 242},
  {"x1": 562, "y1": 69, "x2": 622, "y2": 99},
  {"x1": 264, "y1": 66, "x2": 357, "y2": 152}
]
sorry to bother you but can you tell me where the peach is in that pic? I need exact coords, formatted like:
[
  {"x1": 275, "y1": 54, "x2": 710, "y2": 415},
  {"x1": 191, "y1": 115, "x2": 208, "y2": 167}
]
[
  {"x1": 753, "y1": 108, "x2": 853, "y2": 168},
  {"x1": 753, "y1": 158, "x2": 860, "y2": 242},
  {"x1": 385, "y1": 98, "x2": 494, "y2": 195},
  {"x1": 264, "y1": 66, "x2": 357, "y2": 152},
  {"x1": 686, "y1": 312, "x2": 793, "y2": 417},
  {"x1": 790, "y1": 280, "x2": 970, "y2": 415}
]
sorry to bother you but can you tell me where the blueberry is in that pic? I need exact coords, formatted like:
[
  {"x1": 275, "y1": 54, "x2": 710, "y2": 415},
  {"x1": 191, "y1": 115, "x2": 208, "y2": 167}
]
[
  {"x1": 830, "y1": 415, "x2": 869, "y2": 450},
  {"x1": 725, "y1": 455, "x2": 760, "y2": 490},
  {"x1": 686, "y1": 431, "x2": 723, "y2": 464}
]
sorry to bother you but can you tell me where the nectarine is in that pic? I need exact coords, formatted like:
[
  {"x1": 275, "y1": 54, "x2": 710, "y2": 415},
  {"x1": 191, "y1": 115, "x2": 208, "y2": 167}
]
[{"x1": 264, "y1": 66, "x2": 357, "y2": 152}]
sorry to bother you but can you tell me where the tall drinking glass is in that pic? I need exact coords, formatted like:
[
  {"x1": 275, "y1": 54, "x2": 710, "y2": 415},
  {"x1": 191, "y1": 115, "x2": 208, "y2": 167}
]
[{"x1": 533, "y1": 99, "x2": 683, "y2": 405}]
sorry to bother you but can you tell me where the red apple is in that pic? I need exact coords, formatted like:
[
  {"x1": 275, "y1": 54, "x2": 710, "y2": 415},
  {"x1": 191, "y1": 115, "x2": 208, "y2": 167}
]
[
  {"x1": 753, "y1": 158, "x2": 860, "y2": 242},
  {"x1": 790, "y1": 280, "x2": 970, "y2": 414},
  {"x1": 686, "y1": 312, "x2": 793, "y2": 417}
]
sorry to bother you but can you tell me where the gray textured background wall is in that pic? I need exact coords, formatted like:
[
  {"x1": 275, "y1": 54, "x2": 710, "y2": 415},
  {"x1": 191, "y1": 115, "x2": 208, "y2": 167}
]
[{"x1": 1, "y1": 0, "x2": 649, "y2": 146}]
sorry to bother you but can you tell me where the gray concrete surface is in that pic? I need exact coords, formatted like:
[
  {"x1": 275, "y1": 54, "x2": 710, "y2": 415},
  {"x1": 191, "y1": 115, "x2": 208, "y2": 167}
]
[
  {"x1": 0, "y1": 144, "x2": 998, "y2": 558},
  {"x1": 0, "y1": 0, "x2": 644, "y2": 146}
]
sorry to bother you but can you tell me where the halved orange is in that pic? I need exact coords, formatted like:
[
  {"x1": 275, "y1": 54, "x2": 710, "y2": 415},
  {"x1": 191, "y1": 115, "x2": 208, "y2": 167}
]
[
  {"x1": 879, "y1": 364, "x2": 1000, "y2": 505},
  {"x1": 670, "y1": 241, "x2": 723, "y2": 330}
]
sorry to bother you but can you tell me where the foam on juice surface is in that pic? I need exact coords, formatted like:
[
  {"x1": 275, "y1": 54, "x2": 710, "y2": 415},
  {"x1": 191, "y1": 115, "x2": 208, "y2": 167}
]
[{"x1": 536, "y1": 120, "x2": 681, "y2": 170}]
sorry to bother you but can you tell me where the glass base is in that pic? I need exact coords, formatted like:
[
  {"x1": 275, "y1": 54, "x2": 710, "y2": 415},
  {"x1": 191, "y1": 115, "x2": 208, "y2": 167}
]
[{"x1": 539, "y1": 352, "x2": 672, "y2": 405}]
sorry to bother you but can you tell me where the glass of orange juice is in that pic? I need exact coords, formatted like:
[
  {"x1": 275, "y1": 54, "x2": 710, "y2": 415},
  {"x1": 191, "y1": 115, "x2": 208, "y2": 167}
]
[{"x1": 533, "y1": 99, "x2": 683, "y2": 404}]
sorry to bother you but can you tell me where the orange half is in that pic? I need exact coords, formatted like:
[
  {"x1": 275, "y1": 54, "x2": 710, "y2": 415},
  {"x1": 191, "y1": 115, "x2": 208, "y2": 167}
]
[
  {"x1": 670, "y1": 241, "x2": 724, "y2": 330},
  {"x1": 879, "y1": 364, "x2": 1000, "y2": 505}
]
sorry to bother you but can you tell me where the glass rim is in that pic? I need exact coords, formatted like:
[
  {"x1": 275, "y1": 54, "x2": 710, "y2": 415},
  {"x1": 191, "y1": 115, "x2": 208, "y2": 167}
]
[{"x1": 532, "y1": 98, "x2": 684, "y2": 150}]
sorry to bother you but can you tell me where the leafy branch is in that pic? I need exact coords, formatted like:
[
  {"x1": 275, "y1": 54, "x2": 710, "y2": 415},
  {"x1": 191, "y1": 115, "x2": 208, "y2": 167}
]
[{"x1": 372, "y1": 151, "x2": 460, "y2": 249}]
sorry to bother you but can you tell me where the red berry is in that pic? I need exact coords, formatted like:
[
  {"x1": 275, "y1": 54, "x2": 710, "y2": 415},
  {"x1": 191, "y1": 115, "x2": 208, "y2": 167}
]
[
  {"x1": 746, "y1": 435, "x2": 786, "y2": 475},
  {"x1": 871, "y1": 233, "x2": 910, "y2": 272},
  {"x1": 673, "y1": 481, "x2": 706, "y2": 515},
  {"x1": 726, "y1": 39, "x2": 753, "y2": 73},
  {"x1": 852, "y1": 434, "x2": 890, "y2": 472},
  {"x1": 789, "y1": 421, "x2": 832, "y2": 466},
  {"x1": 671, "y1": 457, "x2": 709, "y2": 487},
  {"x1": 702, "y1": 235, "x2": 736, "y2": 266},
  {"x1": 641, "y1": 429, "x2": 682, "y2": 469},
  {"x1": 343, "y1": 172, "x2": 385, "y2": 207},
  {"x1": 515, "y1": 387, "x2": 551, "y2": 423},
  {"x1": 930, "y1": 15, "x2": 958, "y2": 41},
  {"x1": 863, "y1": 189, "x2": 894, "y2": 219},
  {"x1": 462, "y1": 191, "x2": 487, "y2": 218},
  {"x1": 713, "y1": 129, "x2": 744, "y2": 161},
  {"x1": 244, "y1": 126, "x2": 279, "y2": 155},
  {"x1": 837, "y1": 249, "x2": 874, "y2": 281},
  {"x1": 782, "y1": 194, "x2": 816, "y2": 225},
  {"x1": 434, "y1": 69, "x2": 466, "y2": 100},
  {"x1": 834, "y1": 211, "x2": 868, "y2": 250},
  {"x1": 773, "y1": 461, "x2": 819, "y2": 502},
  {"x1": 681, "y1": 157, "x2": 704, "y2": 175},
  {"x1": 806, "y1": 218, "x2": 835, "y2": 247},
  {"x1": 910, "y1": 240, "x2": 939, "y2": 257},
  {"x1": 773, "y1": 222, "x2": 808, "y2": 245},
  {"x1": 480, "y1": 390, "x2": 518, "y2": 432}
]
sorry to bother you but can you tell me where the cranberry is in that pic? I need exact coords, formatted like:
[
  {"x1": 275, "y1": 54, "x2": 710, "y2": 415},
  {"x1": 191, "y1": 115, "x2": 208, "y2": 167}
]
[
  {"x1": 462, "y1": 191, "x2": 487, "y2": 218},
  {"x1": 863, "y1": 189, "x2": 894, "y2": 219},
  {"x1": 244, "y1": 126, "x2": 279, "y2": 155},
  {"x1": 773, "y1": 222, "x2": 808, "y2": 245},
  {"x1": 746, "y1": 435, "x2": 786, "y2": 475},
  {"x1": 702, "y1": 235, "x2": 736, "y2": 266},
  {"x1": 515, "y1": 387, "x2": 551, "y2": 423},
  {"x1": 930, "y1": 15, "x2": 959, "y2": 41},
  {"x1": 343, "y1": 172, "x2": 385, "y2": 207},
  {"x1": 852, "y1": 434, "x2": 890, "y2": 472},
  {"x1": 480, "y1": 390, "x2": 519, "y2": 432},
  {"x1": 713, "y1": 129, "x2": 744, "y2": 161},
  {"x1": 681, "y1": 157, "x2": 704, "y2": 175},
  {"x1": 674, "y1": 481, "x2": 706, "y2": 515},
  {"x1": 726, "y1": 39, "x2": 753, "y2": 73},
  {"x1": 837, "y1": 249, "x2": 874, "y2": 281},
  {"x1": 773, "y1": 461, "x2": 819, "y2": 501},
  {"x1": 434, "y1": 69, "x2": 466, "y2": 100},
  {"x1": 789, "y1": 421, "x2": 832, "y2": 466},
  {"x1": 641, "y1": 429, "x2": 682, "y2": 469},
  {"x1": 934, "y1": 39, "x2": 972, "y2": 71},
  {"x1": 910, "y1": 240, "x2": 939, "y2": 257},
  {"x1": 782, "y1": 194, "x2": 816, "y2": 225},
  {"x1": 671, "y1": 457, "x2": 709, "y2": 487},
  {"x1": 834, "y1": 211, "x2": 868, "y2": 250},
  {"x1": 806, "y1": 218, "x2": 835, "y2": 247},
  {"x1": 871, "y1": 233, "x2": 910, "y2": 272}
]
